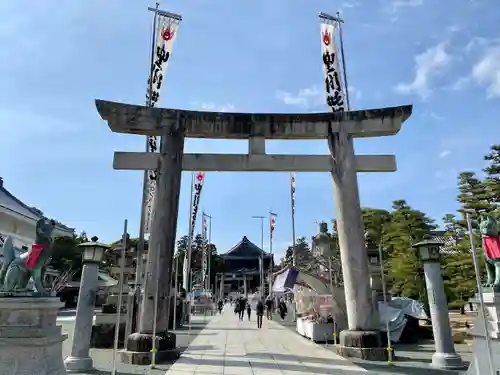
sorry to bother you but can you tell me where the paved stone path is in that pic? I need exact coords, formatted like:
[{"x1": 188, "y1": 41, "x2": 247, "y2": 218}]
[{"x1": 167, "y1": 306, "x2": 369, "y2": 375}]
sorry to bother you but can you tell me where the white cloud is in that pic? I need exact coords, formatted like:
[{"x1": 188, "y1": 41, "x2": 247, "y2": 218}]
[
  {"x1": 472, "y1": 46, "x2": 500, "y2": 99},
  {"x1": 439, "y1": 150, "x2": 451, "y2": 158},
  {"x1": 447, "y1": 76, "x2": 471, "y2": 91},
  {"x1": 390, "y1": 0, "x2": 423, "y2": 13},
  {"x1": 386, "y1": 0, "x2": 423, "y2": 20},
  {"x1": 275, "y1": 86, "x2": 322, "y2": 108},
  {"x1": 394, "y1": 42, "x2": 451, "y2": 100}
]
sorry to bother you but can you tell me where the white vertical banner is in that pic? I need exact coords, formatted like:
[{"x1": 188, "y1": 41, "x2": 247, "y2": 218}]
[
  {"x1": 202, "y1": 213, "x2": 208, "y2": 285},
  {"x1": 144, "y1": 15, "x2": 181, "y2": 235},
  {"x1": 320, "y1": 22, "x2": 346, "y2": 112},
  {"x1": 182, "y1": 172, "x2": 206, "y2": 291}
]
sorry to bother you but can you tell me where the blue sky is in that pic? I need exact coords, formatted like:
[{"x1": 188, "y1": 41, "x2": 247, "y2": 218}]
[{"x1": 1, "y1": 0, "x2": 499, "y2": 261}]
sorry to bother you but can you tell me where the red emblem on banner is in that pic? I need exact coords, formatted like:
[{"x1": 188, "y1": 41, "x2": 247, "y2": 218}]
[
  {"x1": 162, "y1": 26, "x2": 175, "y2": 41},
  {"x1": 323, "y1": 30, "x2": 331, "y2": 46},
  {"x1": 196, "y1": 172, "x2": 204, "y2": 182}
]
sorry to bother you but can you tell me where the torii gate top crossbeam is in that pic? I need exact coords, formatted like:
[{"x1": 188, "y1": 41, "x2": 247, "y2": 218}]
[{"x1": 95, "y1": 100, "x2": 412, "y2": 139}]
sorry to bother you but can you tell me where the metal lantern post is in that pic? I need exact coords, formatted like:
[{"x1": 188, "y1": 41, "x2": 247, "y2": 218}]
[
  {"x1": 413, "y1": 238, "x2": 465, "y2": 370},
  {"x1": 65, "y1": 237, "x2": 110, "y2": 373}
]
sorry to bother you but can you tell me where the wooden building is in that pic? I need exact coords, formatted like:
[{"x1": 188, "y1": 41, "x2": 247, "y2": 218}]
[{"x1": 216, "y1": 236, "x2": 273, "y2": 297}]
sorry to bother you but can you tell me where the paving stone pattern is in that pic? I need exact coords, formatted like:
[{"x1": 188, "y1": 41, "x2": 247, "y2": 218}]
[{"x1": 168, "y1": 306, "x2": 370, "y2": 375}]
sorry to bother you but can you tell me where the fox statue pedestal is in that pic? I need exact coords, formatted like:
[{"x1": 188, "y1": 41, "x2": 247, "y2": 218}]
[
  {"x1": 0, "y1": 297, "x2": 67, "y2": 375},
  {"x1": 467, "y1": 291, "x2": 500, "y2": 374}
]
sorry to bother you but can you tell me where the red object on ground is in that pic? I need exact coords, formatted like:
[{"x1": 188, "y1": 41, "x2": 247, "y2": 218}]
[
  {"x1": 483, "y1": 235, "x2": 500, "y2": 259},
  {"x1": 24, "y1": 243, "x2": 48, "y2": 270}
]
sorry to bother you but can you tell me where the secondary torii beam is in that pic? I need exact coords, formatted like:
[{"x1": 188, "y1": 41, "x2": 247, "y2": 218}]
[{"x1": 113, "y1": 153, "x2": 397, "y2": 172}]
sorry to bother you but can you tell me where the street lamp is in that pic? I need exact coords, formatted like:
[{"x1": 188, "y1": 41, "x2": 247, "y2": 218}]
[
  {"x1": 412, "y1": 237, "x2": 465, "y2": 370},
  {"x1": 65, "y1": 236, "x2": 109, "y2": 373}
]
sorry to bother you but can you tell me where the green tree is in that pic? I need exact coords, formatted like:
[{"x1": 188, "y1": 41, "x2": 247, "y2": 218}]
[
  {"x1": 49, "y1": 231, "x2": 89, "y2": 276},
  {"x1": 175, "y1": 234, "x2": 222, "y2": 290},
  {"x1": 442, "y1": 236, "x2": 478, "y2": 314},
  {"x1": 383, "y1": 200, "x2": 436, "y2": 304},
  {"x1": 282, "y1": 237, "x2": 312, "y2": 269},
  {"x1": 362, "y1": 207, "x2": 392, "y2": 246},
  {"x1": 484, "y1": 144, "x2": 500, "y2": 206},
  {"x1": 456, "y1": 171, "x2": 496, "y2": 227}
]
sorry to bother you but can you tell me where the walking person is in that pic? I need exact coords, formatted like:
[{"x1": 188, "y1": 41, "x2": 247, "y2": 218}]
[
  {"x1": 246, "y1": 302, "x2": 252, "y2": 321},
  {"x1": 278, "y1": 298, "x2": 288, "y2": 320},
  {"x1": 238, "y1": 297, "x2": 246, "y2": 321},
  {"x1": 218, "y1": 299, "x2": 223, "y2": 314},
  {"x1": 256, "y1": 298, "x2": 264, "y2": 328},
  {"x1": 265, "y1": 296, "x2": 273, "y2": 320},
  {"x1": 234, "y1": 301, "x2": 240, "y2": 317}
]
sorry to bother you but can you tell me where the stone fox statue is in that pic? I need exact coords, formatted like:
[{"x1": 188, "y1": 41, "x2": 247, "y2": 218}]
[
  {"x1": 479, "y1": 214, "x2": 500, "y2": 291},
  {"x1": 0, "y1": 217, "x2": 56, "y2": 295}
]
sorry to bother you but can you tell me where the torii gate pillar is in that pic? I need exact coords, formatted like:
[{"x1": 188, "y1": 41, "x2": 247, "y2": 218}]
[{"x1": 122, "y1": 120, "x2": 185, "y2": 365}]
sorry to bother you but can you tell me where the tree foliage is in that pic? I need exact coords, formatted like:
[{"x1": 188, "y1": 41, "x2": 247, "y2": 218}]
[{"x1": 49, "y1": 231, "x2": 89, "y2": 277}]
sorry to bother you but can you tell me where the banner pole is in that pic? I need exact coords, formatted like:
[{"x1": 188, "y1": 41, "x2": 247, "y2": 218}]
[
  {"x1": 185, "y1": 172, "x2": 195, "y2": 290},
  {"x1": 466, "y1": 213, "x2": 495, "y2": 375},
  {"x1": 173, "y1": 253, "x2": 178, "y2": 329},
  {"x1": 269, "y1": 211, "x2": 277, "y2": 295},
  {"x1": 378, "y1": 243, "x2": 393, "y2": 364},
  {"x1": 335, "y1": 11, "x2": 350, "y2": 111},
  {"x1": 134, "y1": 1, "x2": 159, "y2": 328},
  {"x1": 290, "y1": 173, "x2": 297, "y2": 267},
  {"x1": 150, "y1": 240, "x2": 161, "y2": 369},
  {"x1": 111, "y1": 219, "x2": 128, "y2": 375}
]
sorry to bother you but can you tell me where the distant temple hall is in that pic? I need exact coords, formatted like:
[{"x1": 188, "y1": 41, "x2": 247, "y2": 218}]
[{"x1": 216, "y1": 236, "x2": 273, "y2": 297}]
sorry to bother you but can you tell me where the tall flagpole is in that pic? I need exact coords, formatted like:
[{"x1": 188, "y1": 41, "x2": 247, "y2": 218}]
[
  {"x1": 134, "y1": 1, "x2": 159, "y2": 326},
  {"x1": 336, "y1": 11, "x2": 351, "y2": 110},
  {"x1": 269, "y1": 211, "x2": 277, "y2": 295},
  {"x1": 252, "y1": 215, "x2": 265, "y2": 295},
  {"x1": 133, "y1": 4, "x2": 182, "y2": 332},
  {"x1": 290, "y1": 172, "x2": 297, "y2": 267},
  {"x1": 184, "y1": 172, "x2": 195, "y2": 291}
]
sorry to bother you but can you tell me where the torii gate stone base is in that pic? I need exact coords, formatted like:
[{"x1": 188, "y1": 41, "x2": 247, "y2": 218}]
[{"x1": 96, "y1": 99, "x2": 412, "y2": 363}]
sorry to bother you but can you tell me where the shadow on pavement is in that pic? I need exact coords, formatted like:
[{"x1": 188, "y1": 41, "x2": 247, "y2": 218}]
[
  {"x1": 175, "y1": 355, "x2": 369, "y2": 374},
  {"x1": 269, "y1": 313, "x2": 470, "y2": 375}
]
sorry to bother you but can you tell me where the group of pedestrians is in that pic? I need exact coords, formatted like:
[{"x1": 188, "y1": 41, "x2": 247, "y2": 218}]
[{"x1": 229, "y1": 295, "x2": 288, "y2": 329}]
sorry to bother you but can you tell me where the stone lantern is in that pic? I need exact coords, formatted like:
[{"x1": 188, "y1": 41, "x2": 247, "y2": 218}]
[
  {"x1": 65, "y1": 236, "x2": 110, "y2": 373},
  {"x1": 364, "y1": 231, "x2": 383, "y2": 301},
  {"x1": 413, "y1": 237, "x2": 465, "y2": 370},
  {"x1": 312, "y1": 222, "x2": 333, "y2": 258},
  {"x1": 312, "y1": 222, "x2": 335, "y2": 302}
]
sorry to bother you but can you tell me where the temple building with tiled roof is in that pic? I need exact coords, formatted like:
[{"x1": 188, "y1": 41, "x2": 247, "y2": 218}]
[{"x1": 216, "y1": 236, "x2": 273, "y2": 297}]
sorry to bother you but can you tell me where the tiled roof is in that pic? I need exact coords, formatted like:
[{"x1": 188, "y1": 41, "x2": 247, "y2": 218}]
[
  {"x1": 222, "y1": 236, "x2": 269, "y2": 257},
  {"x1": 429, "y1": 230, "x2": 464, "y2": 255},
  {"x1": 0, "y1": 178, "x2": 74, "y2": 234}
]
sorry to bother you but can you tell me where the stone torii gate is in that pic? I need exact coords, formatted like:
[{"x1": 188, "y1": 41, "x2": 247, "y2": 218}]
[{"x1": 96, "y1": 99, "x2": 412, "y2": 362}]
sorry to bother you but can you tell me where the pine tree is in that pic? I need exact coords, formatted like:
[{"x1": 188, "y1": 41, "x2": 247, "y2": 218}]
[
  {"x1": 441, "y1": 213, "x2": 477, "y2": 313},
  {"x1": 362, "y1": 208, "x2": 392, "y2": 246},
  {"x1": 484, "y1": 144, "x2": 500, "y2": 207},
  {"x1": 456, "y1": 171, "x2": 495, "y2": 227},
  {"x1": 383, "y1": 200, "x2": 436, "y2": 303}
]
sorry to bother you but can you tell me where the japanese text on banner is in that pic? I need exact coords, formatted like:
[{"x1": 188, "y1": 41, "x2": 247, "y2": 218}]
[
  {"x1": 143, "y1": 16, "x2": 180, "y2": 235},
  {"x1": 320, "y1": 23, "x2": 346, "y2": 113}
]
